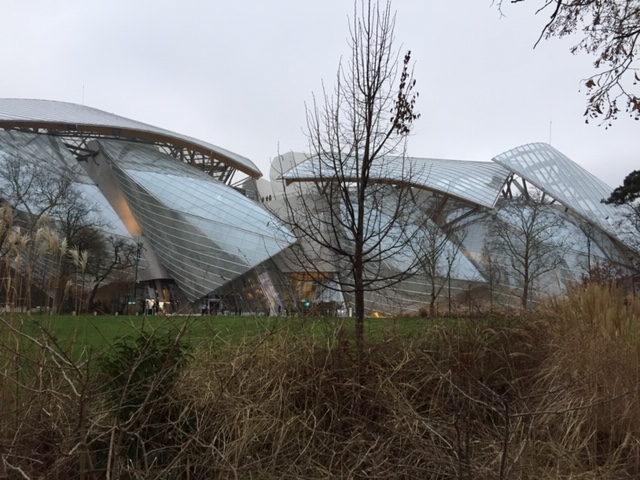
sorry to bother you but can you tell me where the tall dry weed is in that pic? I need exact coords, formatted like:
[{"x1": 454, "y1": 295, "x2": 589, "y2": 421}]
[
  {"x1": 533, "y1": 284, "x2": 640, "y2": 477},
  {"x1": 2, "y1": 299, "x2": 639, "y2": 478},
  {"x1": 177, "y1": 319, "x2": 546, "y2": 479}
]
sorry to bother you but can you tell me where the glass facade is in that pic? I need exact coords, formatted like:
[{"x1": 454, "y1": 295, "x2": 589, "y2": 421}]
[
  {"x1": 99, "y1": 140, "x2": 295, "y2": 301},
  {"x1": 278, "y1": 143, "x2": 638, "y2": 313},
  {"x1": 0, "y1": 128, "x2": 295, "y2": 310},
  {"x1": 0, "y1": 130, "x2": 132, "y2": 239}
]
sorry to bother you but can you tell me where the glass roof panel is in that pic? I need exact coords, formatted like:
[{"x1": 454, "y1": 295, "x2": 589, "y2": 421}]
[{"x1": 281, "y1": 155, "x2": 510, "y2": 209}]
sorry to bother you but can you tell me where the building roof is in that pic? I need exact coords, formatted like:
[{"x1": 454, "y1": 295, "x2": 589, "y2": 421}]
[{"x1": 0, "y1": 98, "x2": 262, "y2": 178}]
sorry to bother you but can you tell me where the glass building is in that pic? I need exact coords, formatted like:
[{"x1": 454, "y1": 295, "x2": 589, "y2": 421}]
[
  {"x1": 0, "y1": 99, "x2": 294, "y2": 313},
  {"x1": 0, "y1": 98, "x2": 635, "y2": 315}
]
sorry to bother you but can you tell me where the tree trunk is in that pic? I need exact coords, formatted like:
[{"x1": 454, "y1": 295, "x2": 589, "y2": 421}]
[
  {"x1": 522, "y1": 279, "x2": 529, "y2": 310},
  {"x1": 354, "y1": 248, "x2": 365, "y2": 347}
]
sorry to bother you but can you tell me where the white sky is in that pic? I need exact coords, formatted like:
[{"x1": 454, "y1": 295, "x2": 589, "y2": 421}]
[{"x1": 1, "y1": 1, "x2": 637, "y2": 188}]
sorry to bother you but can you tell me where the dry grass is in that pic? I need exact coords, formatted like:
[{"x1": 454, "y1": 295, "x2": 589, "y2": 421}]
[
  {"x1": 1, "y1": 285, "x2": 640, "y2": 478},
  {"x1": 529, "y1": 284, "x2": 640, "y2": 479}
]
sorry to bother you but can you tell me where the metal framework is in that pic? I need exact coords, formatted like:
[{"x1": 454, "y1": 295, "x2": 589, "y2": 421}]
[{"x1": 0, "y1": 123, "x2": 238, "y2": 184}]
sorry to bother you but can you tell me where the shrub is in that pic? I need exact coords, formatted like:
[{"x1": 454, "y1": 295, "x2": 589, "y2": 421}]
[{"x1": 96, "y1": 330, "x2": 192, "y2": 473}]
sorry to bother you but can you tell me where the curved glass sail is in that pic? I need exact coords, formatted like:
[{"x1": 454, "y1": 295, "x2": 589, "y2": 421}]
[
  {"x1": 492, "y1": 143, "x2": 631, "y2": 242},
  {"x1": 99, "y1": 140, "x2": 295, "y2": 301},
  {"x1": 281, "y1": 155, "x2": 510, "y2": 209}
]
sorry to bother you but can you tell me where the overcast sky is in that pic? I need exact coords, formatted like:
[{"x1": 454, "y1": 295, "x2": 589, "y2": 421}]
[{"x1": 2, "y1": 1, "x2": 638, "y2": 188}]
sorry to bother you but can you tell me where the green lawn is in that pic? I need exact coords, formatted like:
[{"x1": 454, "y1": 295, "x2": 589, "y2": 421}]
[
  {"x1": 0, "y1": 312, "x2": 439, "y2": 352},
  {"x1": 2, "y1": 313, "x2": 269, "y2": 352}
]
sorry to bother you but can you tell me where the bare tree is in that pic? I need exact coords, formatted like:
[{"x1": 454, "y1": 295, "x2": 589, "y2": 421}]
[
  {"x1": 490, "y1": 196, "x2": 570, "y2": 309},
  {"x1": 481, "y1": 243, "x2": 505, "y2": 311},
  {"x1": 411, "y1": 218, "x2": 466, "y2": 315},
  {"x1": 496, "y1": 0, "x2": 640, "y2": 124},
  {"x1": 85, "y1": 235, "x2": 137, "y2": 311},
  {"x1": 0, "y1": 153, "x2": 81, "y2": 232},
  {"x1": 276, "y1": 0, "x2": 423, "y2": 343},
  {"x1": 576, "y1": 221, "x2": 600, "y2": 280}
]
